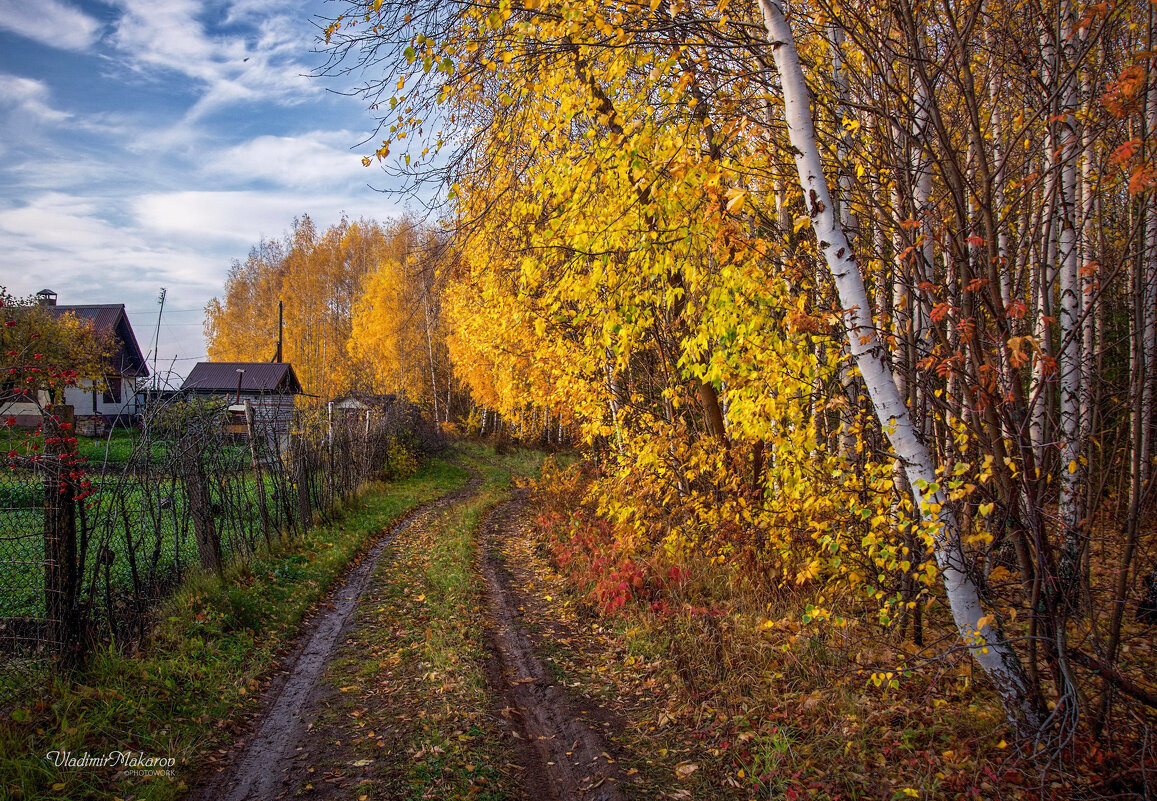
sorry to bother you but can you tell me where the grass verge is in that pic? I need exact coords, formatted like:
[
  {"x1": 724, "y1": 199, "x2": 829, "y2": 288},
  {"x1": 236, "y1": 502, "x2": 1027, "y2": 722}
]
[
  {"x1": 0, "y1": 454, "x2": 468, "y2": 801},
  {"x1": 520, "y1": 461, "x2": 1128, "y2": 800}
]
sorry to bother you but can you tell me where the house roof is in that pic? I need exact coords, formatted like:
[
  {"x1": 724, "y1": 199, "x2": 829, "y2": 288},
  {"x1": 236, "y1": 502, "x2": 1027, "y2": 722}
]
[
  {"x1": 181, "y1": 362, "x2": 304, "y2": 395},
  {"x1": 49, "y1": 304, "x2": 149, "y2": 378},
  {"x1": 332, "y1": 393, "x2": 398, "y2": 410}
]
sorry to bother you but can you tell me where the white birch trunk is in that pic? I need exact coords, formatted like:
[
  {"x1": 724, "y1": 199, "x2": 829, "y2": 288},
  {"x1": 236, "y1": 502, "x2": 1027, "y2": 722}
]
[
  {"x1": 759, "y1": 0, "x2": 1041, "y2": 731},
  {"x1": 911, "y1": 74, "x2": 934, "y2": 441},
  {"x1": 1056, "y1": 5, "x2": 1084, "y2": 577},
  {"x1": 422, "y1": 286, "x2": 440, "y2": 423},
  {"x1": 987, "y1": 65, "x2": 1019, "y2": 444},
  {"x1": 1079, "y1": 39, "x2": 1096, "y2": 447},
  {"x1": 1032, "y1": 28, "x2": 1060, "y2": 458},
  {"x1": 891, "y1": 184, "x2": 911, "y2": 401},
  {"x1": 604, "y1": 352, "x2": 625, "y2": 455},
  {"x1": 987, "y1": 38, "x2": 1011, "y2": 313},
  {"x1": 828, "y1": 20, "x2": 858, "y2": 457},
  {"x1": 872, "y1": 174, "x2": 889, "y2": 317}
]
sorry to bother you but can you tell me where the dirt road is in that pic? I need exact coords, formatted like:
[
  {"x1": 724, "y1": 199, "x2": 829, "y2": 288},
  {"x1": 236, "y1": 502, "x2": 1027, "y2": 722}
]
[
  {"x1": 189, "y1": 480, "x2": 480, "y2": 801},
  {"x1": 188, "y1": 472, "x2": 627, "y2": 801}
]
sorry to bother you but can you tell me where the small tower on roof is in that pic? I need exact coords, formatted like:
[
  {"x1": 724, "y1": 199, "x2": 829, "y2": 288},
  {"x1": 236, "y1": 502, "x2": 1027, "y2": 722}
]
[{"x1": 35, "y1": 289, "x2": 57, "y2": 307}]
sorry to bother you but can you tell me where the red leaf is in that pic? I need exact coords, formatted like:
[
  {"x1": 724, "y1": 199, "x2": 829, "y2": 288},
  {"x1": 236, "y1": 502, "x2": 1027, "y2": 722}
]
[
  {"x1": 930, "y1": 302, "x2": 953, "y2": 323},
  {"x1": 1110, "y1": 139, "x2": 1141, "y2": 166},
  {"x1": 1128, "y1": 164, "x2": 1157, "y2": 195}
]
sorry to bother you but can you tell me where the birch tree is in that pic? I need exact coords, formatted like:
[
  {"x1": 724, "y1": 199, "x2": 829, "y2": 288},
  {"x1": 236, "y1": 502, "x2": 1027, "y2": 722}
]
[{"x1": 757, "y1": 0, "x2": 1043, "y2": 731}]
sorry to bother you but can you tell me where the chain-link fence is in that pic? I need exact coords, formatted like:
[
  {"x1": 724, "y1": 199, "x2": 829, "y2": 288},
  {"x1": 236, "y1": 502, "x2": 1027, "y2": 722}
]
[{"x1": 0, "y1": 393, "x2": 436, "y2": 676}]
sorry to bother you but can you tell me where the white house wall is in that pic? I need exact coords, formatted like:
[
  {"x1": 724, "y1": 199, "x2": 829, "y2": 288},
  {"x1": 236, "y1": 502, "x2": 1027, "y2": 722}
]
[{"x1": 65, "y1": 378, "x2": 140, "y2": 419}]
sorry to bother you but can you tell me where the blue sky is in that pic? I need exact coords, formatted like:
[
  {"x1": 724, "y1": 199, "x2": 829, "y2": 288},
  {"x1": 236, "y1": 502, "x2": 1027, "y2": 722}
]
[{"x1": 0, "y1": 0, "x2": 402, "y2": 385}]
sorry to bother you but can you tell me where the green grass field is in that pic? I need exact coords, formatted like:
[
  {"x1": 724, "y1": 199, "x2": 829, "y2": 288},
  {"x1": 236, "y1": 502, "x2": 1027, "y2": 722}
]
[{"x1": 74, "y1": 429, "x2": 141, "y2": 465}]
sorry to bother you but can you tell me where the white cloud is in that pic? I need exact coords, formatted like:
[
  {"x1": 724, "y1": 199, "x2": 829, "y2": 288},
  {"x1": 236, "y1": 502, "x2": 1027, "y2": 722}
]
[
  {"x1": 0, "y1": 192, "x2": 220, "y2": 366},
  {"x1": 0, "y1": 186, "x2": 399, "y2": 374},
  {"x1": 109, "y1": 0, "x2": 319, "y2": 120},
  {"x1": 222, "y1": 0, "x2": 291, "y2": 25},
  {"x1": 204, "y1": 131, "x2": 368, "y2": 188},
  {"x1": 0, "y1": 192, "x2": 216, "y2": 289},
  {"x1": 0, "y1": 0, "x2": 102, "y2": 51},
  {"x1": 0, "y1": 2, "x2": 402, "y2": 378},
  {"x1": 0, "y1": 191, "x2": 229, "y2": 368},
  {"x1": 0, "y1": 74, "x2": 71, "y2": 123},
  {"x1": 132, "y1": 188, "x2": 398, "y2": 245}
]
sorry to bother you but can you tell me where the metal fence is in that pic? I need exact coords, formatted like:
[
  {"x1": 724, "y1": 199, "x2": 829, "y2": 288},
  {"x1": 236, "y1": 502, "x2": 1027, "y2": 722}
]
[{"x1": 0, "y1": 394, "x2": 432, "y2": 672}]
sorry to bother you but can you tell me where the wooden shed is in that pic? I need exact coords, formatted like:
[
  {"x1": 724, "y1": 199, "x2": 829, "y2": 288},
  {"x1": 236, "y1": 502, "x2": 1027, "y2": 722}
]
[{"x1": 180, "y1": 362, "x2": 303, "y2": 447}]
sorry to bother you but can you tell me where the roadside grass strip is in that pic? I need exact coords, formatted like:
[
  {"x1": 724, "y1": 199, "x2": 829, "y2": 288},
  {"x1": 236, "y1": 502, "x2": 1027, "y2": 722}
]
[
  {"x1": 0, "y1": 456, "x2": 468, "y2": 801},
  {"x1": 525, "y1": 489, "x2": 1028, "y2": 800}
]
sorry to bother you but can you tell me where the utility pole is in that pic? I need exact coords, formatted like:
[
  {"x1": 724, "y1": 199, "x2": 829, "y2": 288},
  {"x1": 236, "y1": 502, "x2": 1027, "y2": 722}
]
[
  {"x1": 274, "y1": 299, "x2": 283, "y2": 363},
  {"x1": 152, "y1": 287, "x2": 166, "y2": 392}
]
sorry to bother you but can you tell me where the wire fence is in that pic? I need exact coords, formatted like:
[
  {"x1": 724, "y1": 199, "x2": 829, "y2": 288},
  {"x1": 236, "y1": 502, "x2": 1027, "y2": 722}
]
[{"x1": 0, "y1": 393, "x2": 436, "y2": 676}]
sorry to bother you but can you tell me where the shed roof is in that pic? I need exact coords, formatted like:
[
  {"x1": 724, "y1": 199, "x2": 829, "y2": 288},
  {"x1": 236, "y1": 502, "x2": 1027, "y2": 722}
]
[
  {"x1": 181, "y1": 362, "x2": 303, "y2": 395},
  {"x1": 49, "y1": 304, "x2": 149, "y2": 378}
]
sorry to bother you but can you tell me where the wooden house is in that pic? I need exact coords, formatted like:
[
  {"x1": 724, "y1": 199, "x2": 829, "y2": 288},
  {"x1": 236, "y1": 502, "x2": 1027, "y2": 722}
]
[
  {"x1": 331, "y1": 393, "x2": 399, "y2": 417},
  {"x1": 0, "y1": 290, "x2": 150, "y2": 432}
]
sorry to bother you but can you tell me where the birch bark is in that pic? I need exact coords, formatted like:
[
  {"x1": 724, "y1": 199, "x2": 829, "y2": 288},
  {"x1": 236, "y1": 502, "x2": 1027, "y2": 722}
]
[{"x1": 1143, "y1": 47, "x2": 1157, "y2": 489}]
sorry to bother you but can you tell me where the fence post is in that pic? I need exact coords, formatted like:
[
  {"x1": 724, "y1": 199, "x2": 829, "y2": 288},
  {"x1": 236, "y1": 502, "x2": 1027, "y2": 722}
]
[
  {"x1": 43, "y1": 404, "x2": 82, "y2": 666},
  {"x1": 293, "y1": 434, "x2": 312, "y2": 534},
  {"x1": 179, "y1": 432, "x2": 222, "y2": 576},
  {"x1": 244, "y1": 401, "x2": 272, "y2": 549}
]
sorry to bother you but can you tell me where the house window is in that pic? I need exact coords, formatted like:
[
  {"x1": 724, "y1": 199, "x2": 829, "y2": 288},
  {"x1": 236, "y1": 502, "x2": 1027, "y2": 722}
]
[{"x1": 102, "y1": 376, "x2": 122, "y2": 405}]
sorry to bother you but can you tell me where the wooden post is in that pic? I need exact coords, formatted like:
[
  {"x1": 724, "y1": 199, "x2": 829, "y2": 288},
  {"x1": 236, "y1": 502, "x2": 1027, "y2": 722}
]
[
  {"x1": 43, "y1": 405, "x2": 81, "y2": 665},
  {"x1": 179, "y1": 432, "x2": 222, "y2": 575},
  {"x1": 294, "y1": 435, "x2": 312, "y2": 534},
  {"x1": 245, "y1": 401, "x2": 272, "y2": 548}
]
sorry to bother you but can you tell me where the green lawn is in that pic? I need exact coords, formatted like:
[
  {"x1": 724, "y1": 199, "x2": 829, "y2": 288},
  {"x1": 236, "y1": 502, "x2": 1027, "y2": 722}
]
[
  {"x1": 0, "y1": 453, "x2": 471, "y2": 801},
  {"x1": 0, "y1": 470, "x2": 292, "y2": 618},
  {"x1": 74, "y1": 429, "x2": 142, "y2": 465}
]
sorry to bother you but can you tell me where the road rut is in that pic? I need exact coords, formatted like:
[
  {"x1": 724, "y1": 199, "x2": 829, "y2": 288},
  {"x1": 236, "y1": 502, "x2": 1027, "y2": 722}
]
[{"x1": 478, "y1": 490, "x2": 627, "y2": 801}]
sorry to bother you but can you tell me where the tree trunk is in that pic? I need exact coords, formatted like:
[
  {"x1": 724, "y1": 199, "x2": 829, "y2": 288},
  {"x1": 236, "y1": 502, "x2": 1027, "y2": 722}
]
[
  {"x1": 758, "y1": 0, "x2": 1044, "y2": 733},
  {"x1": 1056, "y1": 3, "x2": 1085, "y2": 601},
  {"x1": 422, "y1": 286, "x2": 440, "y2": 422},
  {"x1": 179, "y1": 431, "x2": 222, "y2": 576}
]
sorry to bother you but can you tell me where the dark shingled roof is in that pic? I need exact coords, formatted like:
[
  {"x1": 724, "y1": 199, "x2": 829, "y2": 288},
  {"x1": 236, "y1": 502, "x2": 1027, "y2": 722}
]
[
  {"x1": 181, "y1": 362, "x2": 303, "y2": 395},
  {"x1": 49, "y1": 304, "x2": 149, "y2": 378}
]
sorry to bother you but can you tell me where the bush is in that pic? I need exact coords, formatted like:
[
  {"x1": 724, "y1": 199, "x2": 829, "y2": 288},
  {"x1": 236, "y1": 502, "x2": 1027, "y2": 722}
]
[{"x1": 380, "y1": 439, "x2": 421, "y2": 481}]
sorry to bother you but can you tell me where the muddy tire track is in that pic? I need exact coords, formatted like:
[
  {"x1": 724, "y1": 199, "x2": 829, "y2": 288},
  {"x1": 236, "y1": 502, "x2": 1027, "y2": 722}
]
[
  {"x1": 479, "y1": 491, "x2": 627, "y2": 801},
  {"x1": 189, "y1": 478, "x2": 481, "y2": 801}
]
